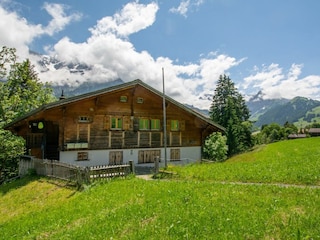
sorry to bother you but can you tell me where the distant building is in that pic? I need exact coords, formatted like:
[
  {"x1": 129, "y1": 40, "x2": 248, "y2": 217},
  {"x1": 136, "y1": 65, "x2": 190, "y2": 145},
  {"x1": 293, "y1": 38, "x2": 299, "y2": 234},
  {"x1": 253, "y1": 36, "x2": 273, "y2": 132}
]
[
  {"x1": 308, "y1": 128, "x2": 320, "y2": 137},
  {"x1": 287, "y1": 134, "x2": 307, "y2": 139}
]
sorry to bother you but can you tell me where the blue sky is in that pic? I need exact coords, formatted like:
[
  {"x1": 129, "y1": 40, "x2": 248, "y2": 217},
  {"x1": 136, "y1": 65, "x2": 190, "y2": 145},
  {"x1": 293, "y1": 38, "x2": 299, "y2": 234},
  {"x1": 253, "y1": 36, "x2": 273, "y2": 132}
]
[{"x1": 1, "y1": 0, "x2": 320, "y2": 109}]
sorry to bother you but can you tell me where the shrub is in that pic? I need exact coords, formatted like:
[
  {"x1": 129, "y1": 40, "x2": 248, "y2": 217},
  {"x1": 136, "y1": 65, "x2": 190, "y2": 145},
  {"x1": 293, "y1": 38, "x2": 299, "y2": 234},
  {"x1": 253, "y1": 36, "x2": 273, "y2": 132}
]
[{"x1": 203, "y1": 132, "x2": 228, "y2": 162}]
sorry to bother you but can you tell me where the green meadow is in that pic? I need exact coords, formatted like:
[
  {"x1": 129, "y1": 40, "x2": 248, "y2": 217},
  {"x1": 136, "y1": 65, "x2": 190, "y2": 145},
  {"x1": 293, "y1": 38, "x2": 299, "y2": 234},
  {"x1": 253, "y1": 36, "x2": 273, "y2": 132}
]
[{"x1": 1, "y1": 138, "x2": 320, "y2": 239}]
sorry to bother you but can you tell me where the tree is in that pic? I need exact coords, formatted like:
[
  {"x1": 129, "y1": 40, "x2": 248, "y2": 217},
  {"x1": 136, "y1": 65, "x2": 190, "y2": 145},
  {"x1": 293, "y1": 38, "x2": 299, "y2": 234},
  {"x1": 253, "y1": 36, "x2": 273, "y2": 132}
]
[
  {"x1": 209, "y1": 74, "x2": 253, "y2": 156},
  {"x1": 0, "y1": 47, "x2": 55, "y2": 183},
  {"x1": 203, "y1": 132, "x2": 228, "y2": 162},
  {"x1": 1, "y1": 59, "x2": 55, "y2": 124},
  {"x1": 0, "y1": 129, "x2": 25, "y2": 184},
  {"x1": 0, "y1": 46, "x2": 16, "y2": 79}
]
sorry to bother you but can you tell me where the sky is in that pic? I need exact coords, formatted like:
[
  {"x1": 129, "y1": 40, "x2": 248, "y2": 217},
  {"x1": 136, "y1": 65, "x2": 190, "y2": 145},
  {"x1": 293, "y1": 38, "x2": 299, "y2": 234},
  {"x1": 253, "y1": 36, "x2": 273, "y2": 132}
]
[{"x1": 1, "y1": 0, "x2": 320, "y2": 109}]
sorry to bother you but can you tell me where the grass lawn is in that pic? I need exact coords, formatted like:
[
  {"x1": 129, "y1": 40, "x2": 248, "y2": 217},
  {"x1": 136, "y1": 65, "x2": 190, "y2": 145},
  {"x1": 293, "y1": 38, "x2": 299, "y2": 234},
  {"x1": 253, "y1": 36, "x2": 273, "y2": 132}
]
[
  {"x1": 0, "y1": 138, "x2": 320, "y2": 239},
  {"x1": 168, "y1": 137, "x2": 320, "y2": 185}
]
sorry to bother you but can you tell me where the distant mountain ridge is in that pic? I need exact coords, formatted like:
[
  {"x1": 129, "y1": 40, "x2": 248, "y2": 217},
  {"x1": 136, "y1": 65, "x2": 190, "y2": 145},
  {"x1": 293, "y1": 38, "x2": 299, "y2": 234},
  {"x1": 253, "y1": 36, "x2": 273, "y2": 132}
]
[{"x1": 252, "y1": 96, "x2": 320, "y2": 127}]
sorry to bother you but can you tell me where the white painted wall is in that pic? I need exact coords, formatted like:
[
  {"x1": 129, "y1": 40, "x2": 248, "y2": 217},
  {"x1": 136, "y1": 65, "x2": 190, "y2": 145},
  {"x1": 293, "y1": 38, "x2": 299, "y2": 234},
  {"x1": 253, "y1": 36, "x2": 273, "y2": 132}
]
[{"x1": 59, "y1": 146, "x2": 202, "y2": 167}]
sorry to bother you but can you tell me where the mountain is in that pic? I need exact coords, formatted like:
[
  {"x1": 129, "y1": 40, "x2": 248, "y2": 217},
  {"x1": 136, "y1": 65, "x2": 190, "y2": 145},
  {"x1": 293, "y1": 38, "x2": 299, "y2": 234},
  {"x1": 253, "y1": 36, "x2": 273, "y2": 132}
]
[
  {"x1": 251, "y1": 96, "x2": 320, "y2": 128},
  {"x1": 247, "y1": 92, "x2": 290, "y2": 123}
]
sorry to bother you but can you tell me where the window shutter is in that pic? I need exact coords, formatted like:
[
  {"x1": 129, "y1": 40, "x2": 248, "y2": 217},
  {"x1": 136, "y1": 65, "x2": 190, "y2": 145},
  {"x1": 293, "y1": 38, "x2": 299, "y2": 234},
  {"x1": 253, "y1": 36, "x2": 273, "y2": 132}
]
[
  {"x1": 104, "y1": 115, "x2": 110, "y2": 130},
  {"x1": 180, "y1": 120, "x2": 185, "y2": 131},
  {"x1": 133, "y1": 118, "x2": 139, "y2": 131},
  {"x1": 123, "y1": 116, "x2": 130, "y2": 130}
]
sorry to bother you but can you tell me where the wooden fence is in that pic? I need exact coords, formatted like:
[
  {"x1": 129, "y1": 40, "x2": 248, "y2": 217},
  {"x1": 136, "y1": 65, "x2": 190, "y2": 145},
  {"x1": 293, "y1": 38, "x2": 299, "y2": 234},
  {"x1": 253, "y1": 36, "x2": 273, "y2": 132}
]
[{"x1": 19, "y1": 156, "x2": 134, "y2": 185}]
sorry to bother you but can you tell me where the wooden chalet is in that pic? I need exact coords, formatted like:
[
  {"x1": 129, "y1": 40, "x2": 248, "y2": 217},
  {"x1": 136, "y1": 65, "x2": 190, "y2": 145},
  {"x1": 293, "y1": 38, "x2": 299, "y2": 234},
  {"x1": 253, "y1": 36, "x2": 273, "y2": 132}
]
[
  {"x1": 5, "y1": 79, "x2": 224, "y2": 167},
  {"x1": 308, "y1": 128, "x2": 320, "y2": 137}
]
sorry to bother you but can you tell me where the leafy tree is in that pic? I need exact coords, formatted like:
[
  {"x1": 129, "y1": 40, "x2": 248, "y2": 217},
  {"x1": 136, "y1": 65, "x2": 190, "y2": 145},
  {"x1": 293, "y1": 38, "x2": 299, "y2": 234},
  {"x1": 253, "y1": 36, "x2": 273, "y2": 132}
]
[
  {"x1": 0, "y1": 47, "x2": 55, "y2": 183},
  {"x1": 203, "y1": 132, "x2": 228, "y2": 162},
  {"x1": 1, "y1": 59, "x2": 55, "y2": 124},
  {"x1": 0, "y1": 129, "x2": 25, "y2": 184},
  {"x1": 255, "y1": 122, "x2": 299, "y2": 144},
  {"x1": 0, "y1": 46, "x2": 16, "y2": 79},
  {"x1": 210, "y1": 74, "x2": 253, "y2": 156}
]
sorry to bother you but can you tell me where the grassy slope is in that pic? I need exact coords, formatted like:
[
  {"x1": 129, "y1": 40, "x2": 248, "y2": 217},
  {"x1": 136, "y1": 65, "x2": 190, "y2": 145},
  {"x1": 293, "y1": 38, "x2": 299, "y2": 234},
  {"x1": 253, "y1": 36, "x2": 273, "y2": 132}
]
[
  {"x1": 169, "y1": 137, "x2": 320, "y2": 185},
  {"x1": 1, "y1": 138, "x2": 320, "y2": 239}
]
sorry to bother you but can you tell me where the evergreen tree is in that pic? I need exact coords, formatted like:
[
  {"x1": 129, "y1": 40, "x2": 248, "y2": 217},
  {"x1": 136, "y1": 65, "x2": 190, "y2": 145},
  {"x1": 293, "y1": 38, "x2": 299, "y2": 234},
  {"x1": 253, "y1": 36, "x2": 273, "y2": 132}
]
[{"x1": 209, "y1": 74, "x2": 253, "y2": 155}]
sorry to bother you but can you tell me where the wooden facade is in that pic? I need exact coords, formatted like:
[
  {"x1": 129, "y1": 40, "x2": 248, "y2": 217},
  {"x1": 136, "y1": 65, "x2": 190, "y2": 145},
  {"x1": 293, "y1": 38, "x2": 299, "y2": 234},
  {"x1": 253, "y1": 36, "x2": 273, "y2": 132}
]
[{"x1": 6, "y1": 80, "x2": 224, "y2": 166}]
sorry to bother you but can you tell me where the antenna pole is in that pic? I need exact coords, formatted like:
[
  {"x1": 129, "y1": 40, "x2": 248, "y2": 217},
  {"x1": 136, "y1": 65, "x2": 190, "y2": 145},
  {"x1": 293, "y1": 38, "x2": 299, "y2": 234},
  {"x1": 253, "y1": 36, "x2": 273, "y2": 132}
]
[{"x1": 162, "y1": 67, "x2": 167, "y2": 169}]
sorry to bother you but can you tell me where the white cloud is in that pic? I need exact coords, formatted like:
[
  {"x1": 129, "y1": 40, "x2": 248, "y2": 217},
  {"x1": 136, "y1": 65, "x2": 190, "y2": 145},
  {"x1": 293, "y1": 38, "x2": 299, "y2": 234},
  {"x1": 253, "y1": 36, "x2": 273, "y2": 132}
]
[
  {"x1": 89, "y1": 2, "x2": 158, "y2": 38},
  {"x1": 0, "y1": 1, "x2": 247, "y2": 109},
  {"x1": 243, "y1": 63, "x2": 320, "y2": 100},
  {"x1": 0, "y1": 6, "x2": 42, "y2": 58},
  {"x1": 4, "y1": 1, "x2": 320, "y2": 111},
  {"x1": 170, "y1": 0, "x2": 204, "y2": 17},
  {"x1": 0, "y1": 2, "x2": 81, "y2": 58},
  {"x1": 43, "y1": 3, "x2": 82, "y2": 36}
]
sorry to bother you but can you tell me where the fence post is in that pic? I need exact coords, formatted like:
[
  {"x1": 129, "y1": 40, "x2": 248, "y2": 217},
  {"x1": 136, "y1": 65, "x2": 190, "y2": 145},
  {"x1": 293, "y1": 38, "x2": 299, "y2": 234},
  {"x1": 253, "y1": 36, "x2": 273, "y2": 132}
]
[
  {"x1": 154, "y1": 156, "x2": 159, "y2": 174},
  {"x1": 129, "y1": 160, "x2": 135, "y2": 174}
]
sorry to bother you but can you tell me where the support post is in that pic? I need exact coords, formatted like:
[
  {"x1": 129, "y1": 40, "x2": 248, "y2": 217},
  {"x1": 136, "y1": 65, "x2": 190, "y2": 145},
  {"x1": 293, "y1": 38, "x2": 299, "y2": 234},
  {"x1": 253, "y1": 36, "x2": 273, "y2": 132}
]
[
  {"x1": 129, "y1": 160, "x2": 135, "y2": 174},
  {"x1": 154, "y1": 156, "x2": 160, "y2": 174}
]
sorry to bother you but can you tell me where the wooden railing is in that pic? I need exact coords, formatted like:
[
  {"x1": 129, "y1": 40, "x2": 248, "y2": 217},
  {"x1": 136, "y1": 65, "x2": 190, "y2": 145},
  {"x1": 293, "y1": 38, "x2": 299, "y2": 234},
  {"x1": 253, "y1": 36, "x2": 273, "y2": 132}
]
[{"x1": 19, "y1": 156, "x2": 134, "y2": 186}]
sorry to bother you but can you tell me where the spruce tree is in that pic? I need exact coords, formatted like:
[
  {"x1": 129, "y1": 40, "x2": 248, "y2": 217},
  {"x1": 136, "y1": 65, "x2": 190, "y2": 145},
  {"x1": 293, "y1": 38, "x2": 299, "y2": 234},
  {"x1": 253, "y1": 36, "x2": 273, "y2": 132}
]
[{"x1": 209, "y1": 74, "x2": 253, "y2": 156}]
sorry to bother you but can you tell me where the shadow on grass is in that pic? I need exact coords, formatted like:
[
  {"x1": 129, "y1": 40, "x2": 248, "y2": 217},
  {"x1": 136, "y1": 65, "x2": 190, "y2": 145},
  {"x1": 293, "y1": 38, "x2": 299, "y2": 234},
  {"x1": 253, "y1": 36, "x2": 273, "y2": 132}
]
[{"x1": 0, "y1": 175, "x2": 40, "y2": 196}]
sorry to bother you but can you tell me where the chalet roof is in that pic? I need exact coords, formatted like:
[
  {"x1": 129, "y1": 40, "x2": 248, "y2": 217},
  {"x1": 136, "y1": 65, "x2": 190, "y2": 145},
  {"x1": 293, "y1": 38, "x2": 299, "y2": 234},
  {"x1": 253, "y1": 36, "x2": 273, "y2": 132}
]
[
  {"x1": 5, "y1": 79, "x2": 225, "y2": 131},
  {"x1": 309, "y1": 128, "x2": 320, "y2": 133},
  {"x1": 288, "y1": 134, "x2": 307, "y2": 139}
]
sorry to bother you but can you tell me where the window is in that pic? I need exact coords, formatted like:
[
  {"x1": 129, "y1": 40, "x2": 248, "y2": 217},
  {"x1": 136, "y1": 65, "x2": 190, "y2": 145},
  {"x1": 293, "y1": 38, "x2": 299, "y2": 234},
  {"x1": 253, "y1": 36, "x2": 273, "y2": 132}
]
[
  {"x1": 120, "y1": 96, "x2": 127, "y2": 102},
  {"x1": 151, "y1": 119, "x2": 160, "y2": 130},
  {"x1": 171, "y1": 120, "x2": 179, "y2": 131},
  {"x1": 139, "y1": 118, "x2": 150, "y2": 130},
  {"x1": 29, "y1": 120, "x2": 45, "y2": 133},
  {"x1": 109, "y1": 151, "x2": 123, "y2": 165},
  {"x1": 170, "y1": 149, "x2": 180, "y2": 161},
  {"x1": 111, "y1": 117, "x2": 123, "y2": 129},
  {"x1": 78, "y1": 116, "x2": 91, "y2": 123},
  {"x1": 77, "y1": 152, "x2": 88, "y2": 161},
  {"x1": 137, "y1": 97, "x2": 144, "y2": 103},
  {"x1": 138, "y1": 150, "x2": 161, "y2": 164}
]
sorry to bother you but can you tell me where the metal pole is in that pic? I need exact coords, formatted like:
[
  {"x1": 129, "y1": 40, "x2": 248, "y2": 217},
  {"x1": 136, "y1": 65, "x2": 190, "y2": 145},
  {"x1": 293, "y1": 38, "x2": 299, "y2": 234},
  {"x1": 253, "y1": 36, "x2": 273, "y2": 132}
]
[{"x1": 162, "y1": 67, "x2": 167, "y2": 169}]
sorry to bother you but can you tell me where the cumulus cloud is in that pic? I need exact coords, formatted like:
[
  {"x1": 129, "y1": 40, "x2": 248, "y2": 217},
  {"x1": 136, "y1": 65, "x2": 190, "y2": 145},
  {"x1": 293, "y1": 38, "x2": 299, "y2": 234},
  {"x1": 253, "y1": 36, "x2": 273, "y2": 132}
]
[
  {"x1": 170, "y1": 0, "x2": 204, "y2": 17},
  {"x1": 43, "y1": 3, "x2": 82, "y2": 36},
  {"x1": 3, "y1": 1, "x2": 320, "y2": 110},
  {"x1": 242, "y1": 63, "x2": 320, "y2": 100},
  {"x1": 89, "y1": 1, "x2": 158, "y2": 38},
  {"x1": 0, "y1": 2, "x2": 81, "y2": 58},
  {"x1": 41, "y1": 1, "x2": 245, "y2": 109}
]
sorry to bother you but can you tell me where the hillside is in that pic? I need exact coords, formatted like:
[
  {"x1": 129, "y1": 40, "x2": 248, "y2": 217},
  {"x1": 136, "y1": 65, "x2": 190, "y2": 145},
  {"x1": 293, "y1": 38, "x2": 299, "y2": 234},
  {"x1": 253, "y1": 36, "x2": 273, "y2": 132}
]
[
  {"x1": 1, "y1": 138, "x2": 320, "y2": 239},
  {"x1": 253, "y1": 96, "x2": 320, "y2": 127}
]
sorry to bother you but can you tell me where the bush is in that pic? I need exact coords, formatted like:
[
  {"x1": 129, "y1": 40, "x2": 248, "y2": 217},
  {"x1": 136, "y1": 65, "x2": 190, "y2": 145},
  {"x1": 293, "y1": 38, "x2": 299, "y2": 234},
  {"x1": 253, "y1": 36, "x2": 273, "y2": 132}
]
[{"x1": 203, "y1": 132, "x2": 228, "y2": 162}]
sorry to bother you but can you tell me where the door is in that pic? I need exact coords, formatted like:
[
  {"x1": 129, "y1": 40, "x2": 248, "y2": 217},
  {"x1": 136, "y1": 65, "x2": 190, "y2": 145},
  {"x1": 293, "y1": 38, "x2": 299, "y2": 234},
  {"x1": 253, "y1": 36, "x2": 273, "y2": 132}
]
[{"x1": 45, "y1": 121, "x2": 59, "y2": 160}]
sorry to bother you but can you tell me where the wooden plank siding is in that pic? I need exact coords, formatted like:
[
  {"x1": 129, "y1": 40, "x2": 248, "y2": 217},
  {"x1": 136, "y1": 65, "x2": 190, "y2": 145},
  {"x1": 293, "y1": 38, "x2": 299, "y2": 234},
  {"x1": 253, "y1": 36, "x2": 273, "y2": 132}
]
[{"x1": 5, "y1": 80, "x2": 224, "y2": 161}]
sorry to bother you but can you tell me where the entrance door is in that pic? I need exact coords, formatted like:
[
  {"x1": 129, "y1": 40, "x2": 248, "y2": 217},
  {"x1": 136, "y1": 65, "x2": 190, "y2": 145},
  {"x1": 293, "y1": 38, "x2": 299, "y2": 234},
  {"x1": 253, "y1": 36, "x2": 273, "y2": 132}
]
[{"x1": 45, "y1": 122, "x2": 59, "y2": 160}]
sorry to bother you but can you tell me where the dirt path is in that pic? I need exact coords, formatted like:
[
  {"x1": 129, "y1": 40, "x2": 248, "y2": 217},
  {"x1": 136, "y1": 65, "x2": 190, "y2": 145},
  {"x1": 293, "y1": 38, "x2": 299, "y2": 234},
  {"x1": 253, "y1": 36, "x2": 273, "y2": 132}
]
[{"x1": 135, "y1": 174, "x2": 320, "y2": 189}]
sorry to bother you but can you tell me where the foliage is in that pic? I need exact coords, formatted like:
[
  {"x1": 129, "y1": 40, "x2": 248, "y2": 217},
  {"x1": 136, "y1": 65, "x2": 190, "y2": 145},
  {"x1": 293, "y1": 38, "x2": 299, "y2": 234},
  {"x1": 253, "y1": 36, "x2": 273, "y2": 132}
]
[
  {"x1": 203, "y1": 132, "x2": 228, "y2": 162},
  {"x1": 0, "y1": 46, "x2": 56, "y2": 183},
  {"x1": 254, "y1": 122, "x2": 298, "y2": 144},
  {"x1": 210, "y1": 74, "x2": 253, "y2": 155},
  {"x1": 0, "y1": 129, "x2": 25, "y2": 184},
  {"x1": 0, "y1": 46, "x2": 16, "y2": 79},
  {"x1": 0, "y1": 58, "x2": 55, "y2": 125}
]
